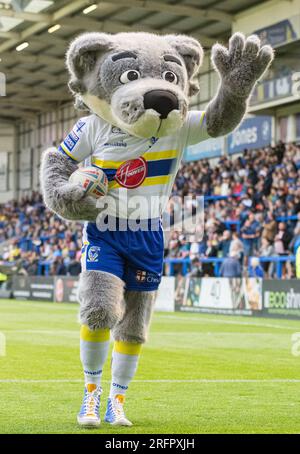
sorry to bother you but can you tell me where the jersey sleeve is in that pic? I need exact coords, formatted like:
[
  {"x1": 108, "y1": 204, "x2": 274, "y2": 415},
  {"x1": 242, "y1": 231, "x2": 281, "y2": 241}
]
[
  {"x1": 184, "y1": 110, "x2": 210, "y2": 146},
  {"x1": 58, "y1": 115, "x2": 96, "y2": 163}
]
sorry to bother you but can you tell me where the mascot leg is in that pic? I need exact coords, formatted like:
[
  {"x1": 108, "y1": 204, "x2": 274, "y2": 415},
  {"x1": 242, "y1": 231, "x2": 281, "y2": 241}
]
[
  {"x1": 77, "y1": 270, "x2": 125, "y2": 428},
  {"x1": 103, "y1": 290, "x2": 156, "y2": 425}
]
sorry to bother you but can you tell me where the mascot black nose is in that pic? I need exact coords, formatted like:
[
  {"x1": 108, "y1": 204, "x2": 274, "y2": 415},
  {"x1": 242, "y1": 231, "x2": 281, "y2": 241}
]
[{"x1": 144, "y1": 90, "x2": 179, "y2": 119}]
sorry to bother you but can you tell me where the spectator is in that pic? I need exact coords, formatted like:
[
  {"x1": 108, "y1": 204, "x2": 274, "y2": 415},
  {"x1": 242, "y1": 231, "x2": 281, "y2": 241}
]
[
  {"x1": 202, "y1": 239, "x2": 218, "y2": 276},
  {"x1": 229, "y1": 231, "x2": 244, "y2": 261},
  {"x1": 219, "y1": 230, "x2": 232, "y2": 257},
  {"x1": 51, "y1": 256, "x2": 67, "y2": 276},
  {"x1": 262, "y1": 212, "x2": 277, "y2": 243},
  {"x1": 248, "y1": 257, "x2": 264, "y2": 278},
  {"x1": 259, "y1": 237, "x2": 274, "y2": 276},
  {"x1": 240, "y1": 213, "x2": 261, "y2": 261},
  {"x1": 274, "y1": 222, "x2": 292, "y2": 255},
  {"x1": 219, "y1": 253, "x2": 242, "y2": 278},
  {"x1": 188, "y1": 258, "x2": 204, "y2": 277}
]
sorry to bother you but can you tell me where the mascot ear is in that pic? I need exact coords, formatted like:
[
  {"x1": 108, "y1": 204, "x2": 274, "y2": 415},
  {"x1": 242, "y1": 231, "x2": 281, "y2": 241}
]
[
  {"x1": 165, "y1": 35, "x2": 203, "y2": 97},
  {"x1": 66, "y1": 32, "x2": 114, "y2": 88}
]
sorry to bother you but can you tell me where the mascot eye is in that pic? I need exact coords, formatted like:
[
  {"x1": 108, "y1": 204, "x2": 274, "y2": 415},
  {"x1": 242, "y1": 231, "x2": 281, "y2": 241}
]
[
  {"x1": 119, "y1": 70, "x2": 140, "y2": 84},
  {"x1": 163, "y1": 71, "x2": 178, "y2": 84}
]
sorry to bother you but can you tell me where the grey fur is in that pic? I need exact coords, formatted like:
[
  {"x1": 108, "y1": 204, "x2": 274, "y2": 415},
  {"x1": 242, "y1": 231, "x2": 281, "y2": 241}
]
[
  {"x1": 65, "y1": 32, "x2": 202, "y2": 138},
  {"x1": 40, "y1": 148, "x2": 101, "y2": 221},
  {"x1": 112, "y1": 290, "x2": 157, "y2": 344},
  {"x1": 165, "y1": 34, "x2": 203, "y2": 96},
  {"x1": 78, "y1": 270, "x2": 125, "y2": 330},
  {"x1": 206, "y1": 33, "x2": 274, "y2": 137},
  {"x1": 66, "y1": 32, "x2": 113, "y2": 80}
]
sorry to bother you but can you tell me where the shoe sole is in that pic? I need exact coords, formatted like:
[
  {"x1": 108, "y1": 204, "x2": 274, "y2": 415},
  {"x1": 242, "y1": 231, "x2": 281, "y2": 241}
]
[
  {"x1": 105, "y1": 418, "x2": 132, "y2": 427},
  {"x1": 77, "y1": 416, "x2": 101, "y2": 428}
]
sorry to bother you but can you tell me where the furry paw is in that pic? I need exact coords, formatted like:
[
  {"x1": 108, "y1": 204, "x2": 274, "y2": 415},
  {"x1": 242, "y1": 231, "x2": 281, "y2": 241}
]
[
  {"x1": 211, "y1": 32, "x2": 274, "y2": 98},
  {"x1": 41, "y1": 148, "x2": 101, "y2": 222},
  {"x1": 55, "y1": 185, "x2": 101, "y2": 221}
]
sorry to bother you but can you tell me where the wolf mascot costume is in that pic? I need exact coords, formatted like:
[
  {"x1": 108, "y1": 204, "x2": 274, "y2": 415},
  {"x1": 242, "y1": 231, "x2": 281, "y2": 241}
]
[{"x1": 41, "y1": 32, "x2": 273, "y2": 427}]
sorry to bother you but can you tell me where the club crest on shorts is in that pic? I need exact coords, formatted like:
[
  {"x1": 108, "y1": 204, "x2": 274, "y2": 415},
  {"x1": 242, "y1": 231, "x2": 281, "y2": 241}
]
[
  {"x1": 87, "y1": 246, "x2": 101, "y2": 262},
  {"x1": 135, "y1": 270, "x2": 147, "y2": 282},
  {"x1": 115, "y1": 157, "x2": 147, "y2": 189}
]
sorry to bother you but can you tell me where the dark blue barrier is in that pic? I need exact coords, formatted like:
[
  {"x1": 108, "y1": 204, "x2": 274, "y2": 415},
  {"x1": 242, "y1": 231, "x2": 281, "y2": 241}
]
[
  {"x1": 163, "y1": 255, "x2": 295, "y2": 278},
  {"x1": 276, "y1": 215, "x2": 298, "y2": 222},
  {"x1": 204, "y1": 193, "x2": 243, "y2": 202},
  {"x1": 250, "y1": 255, "x2": 295, "y2": 278},
  {"x1": 164, "y1": 257, "x2": 224, "y2": 277},
  {"x1": 8, "y1": 254, "x2": 296, "y2": 278}
]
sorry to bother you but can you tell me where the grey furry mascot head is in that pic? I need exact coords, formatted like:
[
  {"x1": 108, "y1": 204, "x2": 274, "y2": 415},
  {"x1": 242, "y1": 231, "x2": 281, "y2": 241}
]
[{"x1": 66, "y1": 32, "x2": 203, "y2": 138}]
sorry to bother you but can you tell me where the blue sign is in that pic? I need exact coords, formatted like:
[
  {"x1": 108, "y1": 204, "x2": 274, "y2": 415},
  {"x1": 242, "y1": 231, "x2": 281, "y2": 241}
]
[
  {"x1": 251, "y1": 73, "x2": 295, "y2": 105},
  {"x1": 227, "y1": 116, "x2": 272, "y2": 155},
  {"x1": 184, "y1": 137, "x2": 223, "y2": 162},
  {"x1": 254, "y1": 19, "x2": 297, "y2": 48}
]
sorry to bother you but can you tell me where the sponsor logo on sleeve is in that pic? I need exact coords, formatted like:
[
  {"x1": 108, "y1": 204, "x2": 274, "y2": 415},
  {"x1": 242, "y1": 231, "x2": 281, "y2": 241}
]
[
  {"x1": 75, "y1": 119, "x2": 86, "y2": 133},
  {"x1": 63, "y1": 132, "x2": 79, "y2": 151}
]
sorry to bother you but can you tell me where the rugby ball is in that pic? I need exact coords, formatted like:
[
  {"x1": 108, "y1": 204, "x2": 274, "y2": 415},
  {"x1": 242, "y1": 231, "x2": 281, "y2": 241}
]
[{"x1": 69, "y1": 166, "x2": 108, "y2": 199}]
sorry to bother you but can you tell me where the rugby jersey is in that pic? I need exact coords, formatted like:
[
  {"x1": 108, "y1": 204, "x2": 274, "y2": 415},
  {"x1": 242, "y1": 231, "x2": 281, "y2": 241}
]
[{"x1": 59, "y1": 111, "x2": 209, "y2": 219}]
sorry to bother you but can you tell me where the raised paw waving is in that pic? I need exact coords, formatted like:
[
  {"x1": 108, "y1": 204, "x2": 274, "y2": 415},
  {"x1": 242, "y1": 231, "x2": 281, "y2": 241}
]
[{"x1": 211, "y1": 32, "x2": 274, "y2": 98}]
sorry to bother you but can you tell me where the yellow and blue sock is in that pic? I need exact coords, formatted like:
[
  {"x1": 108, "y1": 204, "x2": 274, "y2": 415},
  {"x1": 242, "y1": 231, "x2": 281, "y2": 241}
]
[
  {"x1": 109, "y1": 340, "x2": 142, "y2": 398},
  {"x1": 80, "y1": 325, "x2": 110, "y2": 386}
]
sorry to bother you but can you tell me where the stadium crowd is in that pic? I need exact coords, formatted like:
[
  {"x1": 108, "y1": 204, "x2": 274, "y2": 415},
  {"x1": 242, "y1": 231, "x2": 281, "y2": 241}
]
[
  {"x1": 0, "y1": 141, "x2": 300, "y2": 278},
  {"x1": 0, "y1": 192, "x2": 82, "y2": 276},
  {"x1": 166, "y1": 141, "x2": 300, "y2": 278}
]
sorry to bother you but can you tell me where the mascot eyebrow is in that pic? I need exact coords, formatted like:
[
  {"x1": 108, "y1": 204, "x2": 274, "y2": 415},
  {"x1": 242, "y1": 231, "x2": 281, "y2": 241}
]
[
  {"x1": 112, "y1": 51, "x2": 137, "y2": 61},
  {"x1": 163, "y1": 55, "x2": 182, "y2": 66}
]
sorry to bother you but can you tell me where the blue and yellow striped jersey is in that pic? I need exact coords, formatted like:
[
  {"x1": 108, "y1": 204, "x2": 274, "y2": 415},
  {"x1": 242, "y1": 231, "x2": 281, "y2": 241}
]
[{"x1": 59, "y1": 111, "x2": 209, "y2": 219}]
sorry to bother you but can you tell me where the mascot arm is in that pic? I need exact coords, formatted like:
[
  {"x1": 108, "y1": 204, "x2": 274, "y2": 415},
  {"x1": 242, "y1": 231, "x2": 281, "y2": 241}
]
[
  {"x1": 40, "y1": 147, "x2": 100, "y2": 222},
  {"x1": 205, "y1": 32, "x2": 274, "y2": 138}
]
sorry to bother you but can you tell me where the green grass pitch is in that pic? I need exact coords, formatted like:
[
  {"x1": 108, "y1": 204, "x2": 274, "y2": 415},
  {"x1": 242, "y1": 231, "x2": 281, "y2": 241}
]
[{"x1": 1, "y1": 299, "x2": 300, "y2": 434}]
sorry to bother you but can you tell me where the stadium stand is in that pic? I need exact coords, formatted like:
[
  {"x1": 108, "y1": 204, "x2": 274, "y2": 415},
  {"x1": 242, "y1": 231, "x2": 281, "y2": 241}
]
[
  {"x1": 0, "y1": 141, "x2": 300, "y2": 278},
  {"x1": 165, "y1": 141, "x2": 300, "y2": 278}
]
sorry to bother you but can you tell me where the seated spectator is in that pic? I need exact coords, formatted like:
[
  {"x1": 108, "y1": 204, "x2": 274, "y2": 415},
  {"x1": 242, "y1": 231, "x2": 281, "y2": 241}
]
[
  {"x1": 188, "y1": 258, "x2": 204, "y2": 278},
  {"x1": 67, "y1": 259, "x2": 81, "y2": 276},
  {"x1": 202, "y1": 239, "x2": 219, "y2": 276},
  {"x1": 189, "y1": 236, "x2": 200, "y2": 261},
  {"x1": 51, "y1": 256, "x2": 67, "y2": 276},
  {"x1": 248, "y1": 257, "x2": 264, "y2": 278}
]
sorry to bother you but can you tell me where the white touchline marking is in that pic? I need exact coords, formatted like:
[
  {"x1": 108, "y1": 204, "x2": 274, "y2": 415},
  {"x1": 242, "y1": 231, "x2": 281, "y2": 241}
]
[
  {"x1": 4, "y1": 330, "x2": 78, "y2": 335},
  {"x1": 0, "y1": 379, "x2": 300, "y2": 384},
  {"x1": 4, "y1": 330, "x2": 291, "y2": 337},
  {"x1": 156, "y1": 315, "x2": 298, "y2": 331}
]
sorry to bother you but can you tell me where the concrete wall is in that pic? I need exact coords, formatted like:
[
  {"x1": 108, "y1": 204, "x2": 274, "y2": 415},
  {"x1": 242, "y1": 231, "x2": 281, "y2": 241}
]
[
  {"x1": 0, "y1": 121, "x2": 17, "y2": 203},
  {"x1": 233, "y1": 0, "x2": 300, "y2": 35}
]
